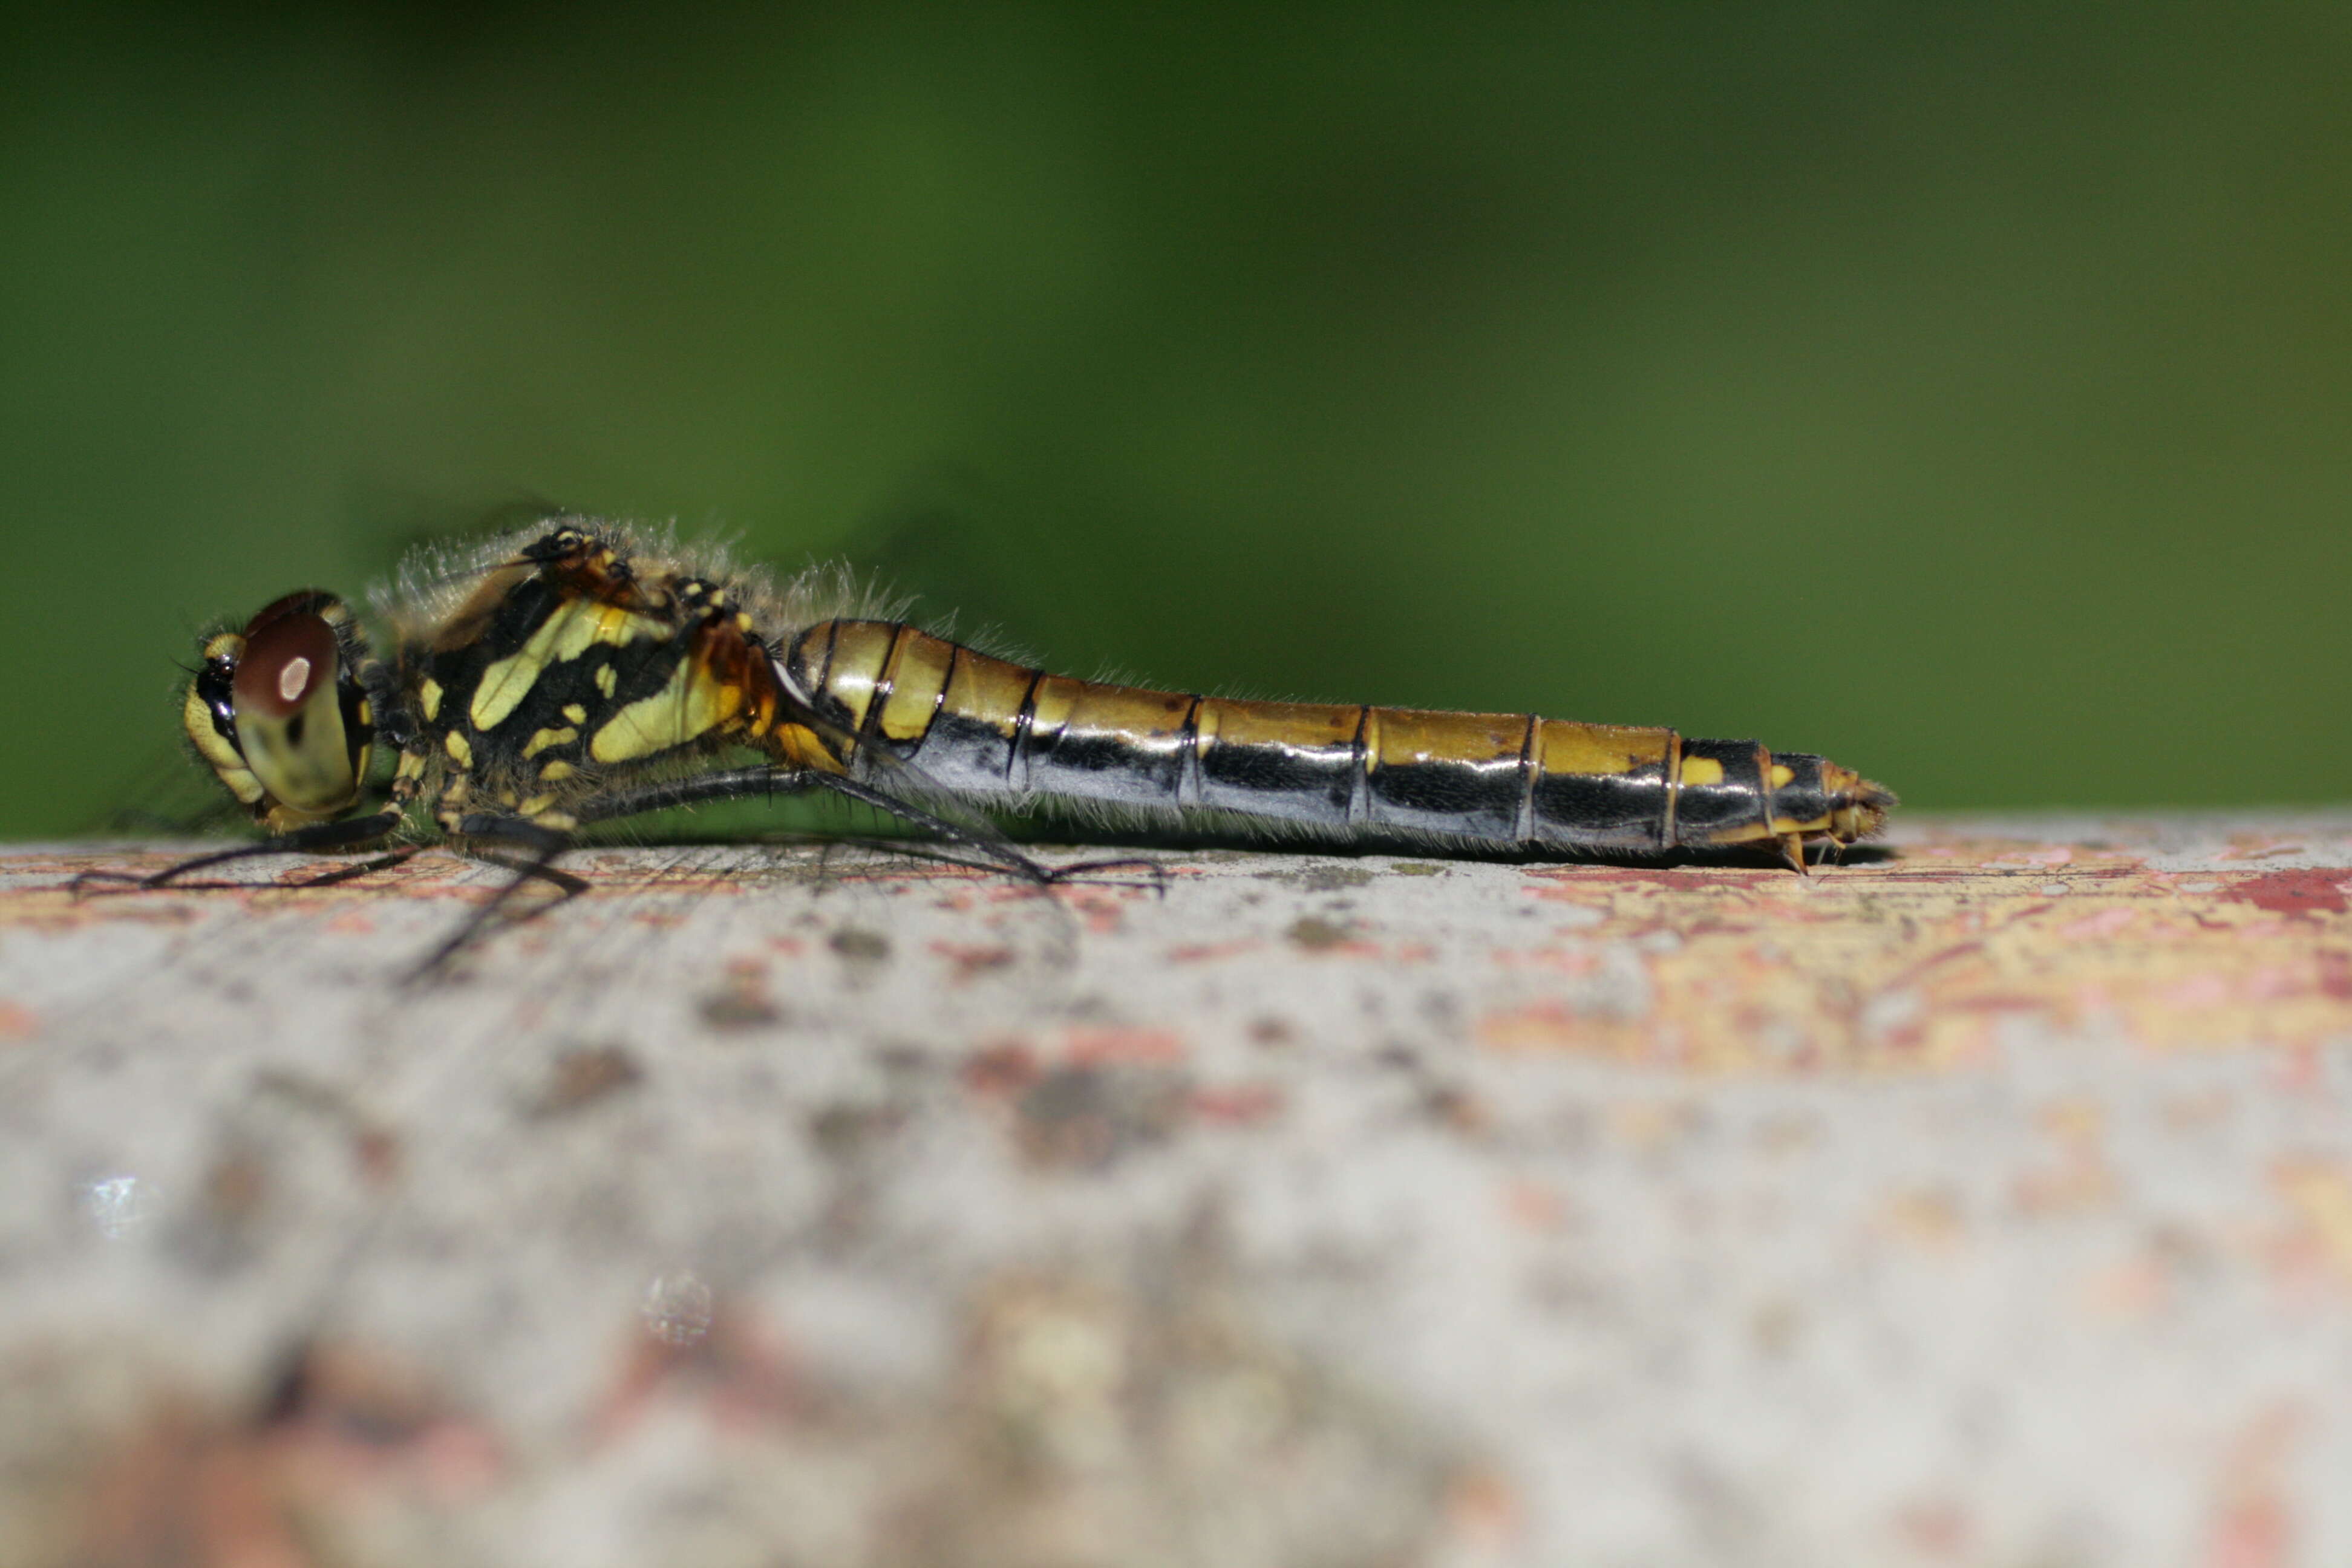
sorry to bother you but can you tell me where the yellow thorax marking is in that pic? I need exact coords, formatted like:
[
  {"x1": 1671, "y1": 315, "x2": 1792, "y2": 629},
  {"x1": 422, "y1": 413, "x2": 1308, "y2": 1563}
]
[
  {"x1": 1681, "y1": 756, "x2": 1725, "y2": 787},
  {"x1": 590, "y1": 656, "x2": 743, "y2": 763},
  {"x1": 445, "y1": 731, "x2": 473, "y2": 768},
  {"x1": 523, "y1": 725, "x2": 577, "y2": 758},
  {"x1": 472, "y1": 600, "x2": 667, "y2": 731}
]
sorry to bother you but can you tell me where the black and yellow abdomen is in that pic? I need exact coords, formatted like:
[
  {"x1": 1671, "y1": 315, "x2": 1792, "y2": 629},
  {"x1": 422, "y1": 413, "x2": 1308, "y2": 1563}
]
[{"x1": 786, "y1": 619, "x2": 1892, "y2": 855}]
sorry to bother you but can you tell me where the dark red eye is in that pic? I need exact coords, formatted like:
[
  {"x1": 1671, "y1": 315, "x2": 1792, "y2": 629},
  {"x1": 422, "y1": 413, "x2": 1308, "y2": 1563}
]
[{"x1": 234, "y1": 600, "x2": 339, "y2": 719}]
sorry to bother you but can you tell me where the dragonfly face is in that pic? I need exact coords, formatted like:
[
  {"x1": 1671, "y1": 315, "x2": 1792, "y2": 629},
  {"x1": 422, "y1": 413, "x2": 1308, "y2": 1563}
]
[{"x1": 183, "y1": 592, "x2": 379, "y2": 833}]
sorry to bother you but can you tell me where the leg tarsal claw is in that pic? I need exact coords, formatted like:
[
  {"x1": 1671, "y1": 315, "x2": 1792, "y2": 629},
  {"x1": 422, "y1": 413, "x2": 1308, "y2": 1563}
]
[{"x1": 1042, "y1": 857, "x2": 1171, "y2": 896}]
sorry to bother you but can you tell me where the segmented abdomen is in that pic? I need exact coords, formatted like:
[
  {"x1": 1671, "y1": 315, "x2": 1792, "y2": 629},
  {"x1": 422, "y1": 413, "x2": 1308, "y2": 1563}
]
[{"x1": 785, "y1": 620, "x2": 1862, "y2": 851}]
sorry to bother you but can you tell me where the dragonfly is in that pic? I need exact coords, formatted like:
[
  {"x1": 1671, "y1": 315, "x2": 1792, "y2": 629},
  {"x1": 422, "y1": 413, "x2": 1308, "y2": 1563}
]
[{"x1": 85, "y1": 517, "x2": 1894, "y2": 966}]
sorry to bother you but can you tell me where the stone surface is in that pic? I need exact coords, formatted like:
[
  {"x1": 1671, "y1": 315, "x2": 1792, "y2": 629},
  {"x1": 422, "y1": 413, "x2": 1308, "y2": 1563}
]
[{"x1": 2, "y1": 814, "x2": 2350, "y2": 1566}]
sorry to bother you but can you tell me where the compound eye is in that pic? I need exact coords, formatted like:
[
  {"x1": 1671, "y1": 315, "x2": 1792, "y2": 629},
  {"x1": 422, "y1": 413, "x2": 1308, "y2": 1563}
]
[
  {"x1": 234, "y1": 599, "x2": 339, "y2": 725},
  {"x1": 226, "y1": 598, "x2": 361, "y2": 815}
]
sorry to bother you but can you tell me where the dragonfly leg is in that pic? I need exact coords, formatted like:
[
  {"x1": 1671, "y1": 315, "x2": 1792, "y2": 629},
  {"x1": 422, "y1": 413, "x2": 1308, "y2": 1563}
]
[
  {"x1": 583, "y1": 762, "x2": 1163, "y2": 893},
  {"x1": 71, "y1": 806, "x2": 408, "y2": 896},
  {"x1": 1777, "y1": 832, "x2": 1812, "y2": 877},
  {"x1": 571, "y1": 766, "x2": 822, "y2": 822},
  {"x1": 407, "y1": 762, "x2": 1165, "y2": 977},
  {"x1": 281, "y1": 848, "x2": 423, "y2": 889},
  {"x1": 406, "y1": 815, "x2": 591, "y2": 981},
  {"x1": 408, "y1": 766, "x2": 835, "y2": 976},
  {"x1": 397, "y1": 768, "x2": 826, "y2": 976},
  {"x1": 805, "y1": 771, "x2": 1164, "y2": 892}
]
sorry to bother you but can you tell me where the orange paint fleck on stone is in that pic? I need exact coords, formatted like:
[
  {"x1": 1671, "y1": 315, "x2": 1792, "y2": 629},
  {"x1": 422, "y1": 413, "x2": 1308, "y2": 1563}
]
[
  {"x1": 1062, "y1": 1025, "x2": 1186, "y2": 1065},
  {"x1": 1893, "y1": 1497, "x2": 1972, "y2": 1557},
  {"x1": 0, "y1": 1000, "x2": 36, "y2": 1040},
  {"x1": 2204, "y1": 1408, "x2": 2305, "y2": 1568},
  {"x1": 929, "y1": 941, "x2": 1017, "y2": 981},
  {"x1": 1442, "y1": 1468, "x2": 1522, "y2": 1553},
  {"x1": 961, "y1": 1042, "x2": 1039, "y2": 1096},
  {"x1": 1166, "y1": 939, "x2": 1260, "y2": 962},
  {"x1": 2077, "y1": 1255, "x2": 2168, "y2": 1320},
  {"x1": 2223, "y1": 869, "x2": 2348, "y2": 918},
  {"x1": 1503, "y1": 1181, "x2": 1572, "y2": 1233},
  {"x1": 1060, "y1": 890, "x2": 1137, "y2": 935},
  {"x1": 2206, "y1": 1493, "x2": 2293, "y2": 1568},
  {"x1": 1187, "y1": 1082, "x2": 1284, "y2": 1124}
]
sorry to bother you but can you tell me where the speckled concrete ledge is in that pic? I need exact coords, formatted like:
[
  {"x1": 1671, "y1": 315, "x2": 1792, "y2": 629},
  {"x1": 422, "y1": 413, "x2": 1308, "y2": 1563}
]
[{"x1": 2, "y1": 814, "x2": 2348, "y2": 1566}]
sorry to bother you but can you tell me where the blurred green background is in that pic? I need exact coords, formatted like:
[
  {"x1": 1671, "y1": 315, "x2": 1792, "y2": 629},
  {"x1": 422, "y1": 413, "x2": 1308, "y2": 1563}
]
[{"x1": 4, "y1": 4, "x2": 2348, "y2": 837}]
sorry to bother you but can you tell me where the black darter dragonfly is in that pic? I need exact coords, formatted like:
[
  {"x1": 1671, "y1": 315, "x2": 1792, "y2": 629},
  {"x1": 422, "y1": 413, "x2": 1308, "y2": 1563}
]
[{"x1": 87, "y1": 518, "x2": 1895, "y2": 966}]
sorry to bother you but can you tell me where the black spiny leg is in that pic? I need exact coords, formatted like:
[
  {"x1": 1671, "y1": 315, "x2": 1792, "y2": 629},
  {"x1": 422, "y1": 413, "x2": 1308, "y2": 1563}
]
[
  {"x1": 78, "y1": 744, "x2": 431, "y2": 898},
  {"x1": 575, "y1": 763, "x2": 1161, "y2": 893},
  {"x1": 415, "y1": 759, "x2": 1175, "y2": 976},
  {"x1": 408, "y1": 815, "x2": 590, "y2": 981},
  {"x1": 577, "y1": 766, "x2": 1020, "y2": 860},
  {"x1": 572, "y1": 766, "x2": 822, "y2": 822},
  {"x1": 402, "y1": 771, "x2": 823, "y2": 979},
  {"x1": 71, "y1": 805, "x2": 409, "y2": 897},
  {"x1": 281, "y1": 849, "x2": 423, "y2": 889},
  {"x1": 804, "y1": 771, "x2": 1166, "y2": 892}
]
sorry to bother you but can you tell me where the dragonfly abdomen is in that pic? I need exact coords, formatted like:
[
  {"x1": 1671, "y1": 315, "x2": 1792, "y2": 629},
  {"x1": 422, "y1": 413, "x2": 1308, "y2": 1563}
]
[{"x1": 787, "y1": 620, "x2": 1890, "y2": 854}]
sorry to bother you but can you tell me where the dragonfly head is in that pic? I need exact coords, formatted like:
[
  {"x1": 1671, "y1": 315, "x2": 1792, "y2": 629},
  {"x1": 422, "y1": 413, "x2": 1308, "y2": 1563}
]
[{"x1": 183, "y1": 592, "x2": 376, "y2": 830}]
